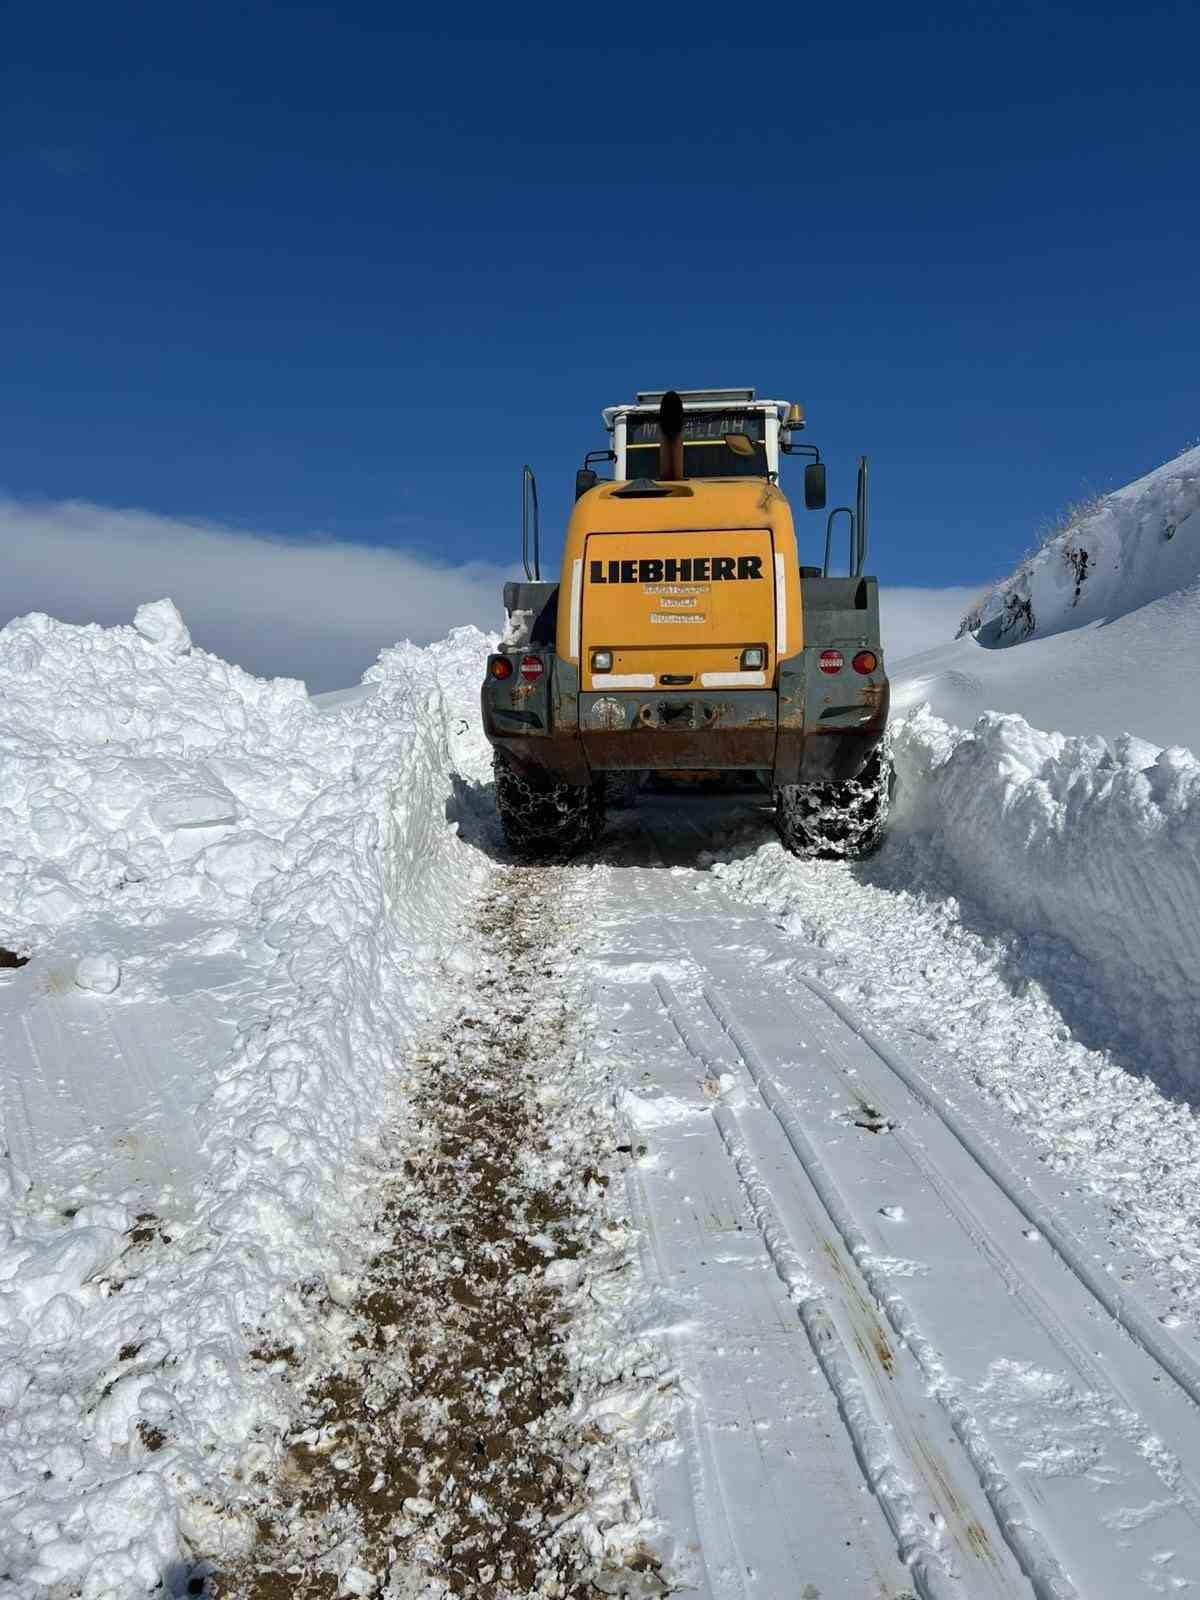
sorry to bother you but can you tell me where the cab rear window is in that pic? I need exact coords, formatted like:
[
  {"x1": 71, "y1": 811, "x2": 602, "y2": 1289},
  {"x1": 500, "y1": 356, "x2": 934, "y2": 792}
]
[{"x1": 625, "y1": 411, "x2": 767, "y2": 479}]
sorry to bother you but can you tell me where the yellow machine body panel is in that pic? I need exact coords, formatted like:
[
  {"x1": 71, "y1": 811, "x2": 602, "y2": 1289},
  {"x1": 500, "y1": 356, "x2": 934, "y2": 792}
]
[
  {"x1": 581, "y1": 528, "x2": 775, "y2": 691},
  {"x1": 555, "y1": 480, "x2": 805, "y2": 690}
]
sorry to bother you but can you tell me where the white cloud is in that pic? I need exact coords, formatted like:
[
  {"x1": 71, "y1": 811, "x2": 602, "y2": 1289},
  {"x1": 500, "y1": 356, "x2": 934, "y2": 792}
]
[
  {"x1": 880, "y1": 585, "x2": 980, "y2": 664},
  {"x1": 0, "y1": 496, "x2": 515, "y2": 691},
  {"x1": 0, "y1": 495, "x2": 980, "y2": 689}
]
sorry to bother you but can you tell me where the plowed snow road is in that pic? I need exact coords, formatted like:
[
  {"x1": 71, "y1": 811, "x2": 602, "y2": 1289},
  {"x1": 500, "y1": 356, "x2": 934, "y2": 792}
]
[{"x1": 570, "y1": 792, "x2": 1200, "y2": 1600}]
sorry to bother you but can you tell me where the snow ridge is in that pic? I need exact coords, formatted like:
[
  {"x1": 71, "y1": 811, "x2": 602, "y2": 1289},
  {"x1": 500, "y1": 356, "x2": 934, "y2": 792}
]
[{"x1": 890, "y1": 706, "x2": 1200, "y2": 1089}]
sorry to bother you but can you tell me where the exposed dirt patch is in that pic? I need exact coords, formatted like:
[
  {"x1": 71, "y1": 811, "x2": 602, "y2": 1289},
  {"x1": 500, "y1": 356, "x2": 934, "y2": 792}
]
[
  {"x1": 0, "y1": 946, "x2": 29, "y2": 968},
  {"x1": 211, "y1": 866, "x2": 637, "y2": 1599}
]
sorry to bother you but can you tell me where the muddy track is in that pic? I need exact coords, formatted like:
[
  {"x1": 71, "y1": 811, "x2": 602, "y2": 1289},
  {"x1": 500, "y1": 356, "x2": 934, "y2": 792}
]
[{"x1": 212, "y1": 867, "x2": 629, "y2": 1600}]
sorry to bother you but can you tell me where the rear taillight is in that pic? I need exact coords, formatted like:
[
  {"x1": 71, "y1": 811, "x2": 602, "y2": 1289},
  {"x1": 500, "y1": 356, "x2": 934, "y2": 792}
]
[
  {"x1": 591, "y1": 649, "x2": 613, "y2": 672},
  {"x1": 819, "y1": 649, "x2": 844, "y2": 675},
  {"x1": 852, "y1": 650, "x2": 878, "y2": 674},
  {"x1": 740, "y1": 646, "x2": 766, "y2": 670},
  {"x1": 490, "y1": 656, "x2": 514, "y2": 680},
  {"x1": 519, "y1": 655, "x2": 545, "y2": 684}
]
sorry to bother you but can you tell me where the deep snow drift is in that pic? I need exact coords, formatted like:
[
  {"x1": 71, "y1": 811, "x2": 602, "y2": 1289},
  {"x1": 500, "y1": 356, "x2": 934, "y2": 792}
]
[
  {"x1": 880, "y1": 442, "x2": 1200, "y2": 1093},
  {"x1": 0, "y1": 605, "x2": 496, "y2": 1596}
]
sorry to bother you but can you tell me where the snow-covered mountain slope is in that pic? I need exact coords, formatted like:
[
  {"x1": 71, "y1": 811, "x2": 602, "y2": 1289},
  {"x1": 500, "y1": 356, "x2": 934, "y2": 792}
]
[
  {"x1": 0, "y1": 607, "x2": 496, "y2": 1595},
  {"x1": 893, "y1": 443, "x2": 1200, "y2": 751}
]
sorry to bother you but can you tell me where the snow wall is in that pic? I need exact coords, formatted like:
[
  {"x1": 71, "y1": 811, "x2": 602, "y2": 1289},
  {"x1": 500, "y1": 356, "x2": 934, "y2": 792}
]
[
  {"x1": 889, "y1": 708, "x2": 1200, "y2": 1091},
  {"x1": 0, "y1": 606, "x2": 495, "y2": 1596},
  {"x1": 887, "y1": 443, "x2": 1200, "y2": 1093}
]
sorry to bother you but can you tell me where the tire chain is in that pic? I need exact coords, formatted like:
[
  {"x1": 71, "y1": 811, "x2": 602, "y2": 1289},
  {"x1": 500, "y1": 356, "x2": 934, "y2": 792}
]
[
  {"x1": 494, "y1": 751, "x2": 606, "y2": 857},
  {"x1": 775, "y1": 733, "x2": 893, "y2": 860}
]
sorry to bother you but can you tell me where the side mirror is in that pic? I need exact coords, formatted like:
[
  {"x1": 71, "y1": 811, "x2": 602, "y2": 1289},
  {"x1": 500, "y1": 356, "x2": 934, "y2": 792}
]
[
  {"x1": 575, "y1": 468, "x2": 598, "y2": 500},
  {"x1": 804, "y1": 462, "x2": 827, "y2": 511}
]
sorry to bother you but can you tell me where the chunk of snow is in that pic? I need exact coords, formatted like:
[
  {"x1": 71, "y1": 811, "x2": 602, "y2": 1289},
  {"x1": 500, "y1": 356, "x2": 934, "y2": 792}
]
[
  {"x1": 500, "y1": 608, "x2": 533, "y2": 648},
  {"x1": 615, "y1": 1087, "x2": 703, "y2": 1127},
  {"x1": 545, "y1": 1250, "x2": 583, "y2": 1284},
  {"x1": 148, "y1": 784, "x2": 239, "y2": 830},
  {"x1": 199, "y1": 831, "x2": 287, "y2": 894},
  {"x1": 10, "y1": 1227, "x2": 124, "y2": 1311},
  {"x1": 445, "y1": 943, "x2": 480, "y2": 976},
  {"x1": 74, "y1": 953, "x2": 121, "y2": 993},
  {"x1": 133, "y1": 598, "x2": 191, "y2": 654}
]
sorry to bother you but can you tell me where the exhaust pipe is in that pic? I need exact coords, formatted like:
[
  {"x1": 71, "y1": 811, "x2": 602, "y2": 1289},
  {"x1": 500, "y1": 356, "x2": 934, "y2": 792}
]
[{"x1": 657, "y1": 390, "x2": 684, "y2": 480}]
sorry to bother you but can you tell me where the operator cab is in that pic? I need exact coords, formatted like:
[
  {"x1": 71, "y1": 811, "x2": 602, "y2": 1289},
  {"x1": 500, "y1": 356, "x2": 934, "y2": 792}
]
[
  {"x1": 579, "y1": 388, "x2": 825, "y2": 510},
  {"x1": 604, "y1": 388, "x2": 787, "y2": 481}
]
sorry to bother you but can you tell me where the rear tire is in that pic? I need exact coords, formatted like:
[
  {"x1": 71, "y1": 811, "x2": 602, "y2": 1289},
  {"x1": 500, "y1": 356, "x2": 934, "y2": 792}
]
[
  {"x1": 493, "y1": 749, "x2": 606, "y2": 858},
  {"x1": 775, "y1": 744, "x2": 892, "y2": 860},
  {"x1": 605, "y1": 770, "x2": 643, "y2": 810}
]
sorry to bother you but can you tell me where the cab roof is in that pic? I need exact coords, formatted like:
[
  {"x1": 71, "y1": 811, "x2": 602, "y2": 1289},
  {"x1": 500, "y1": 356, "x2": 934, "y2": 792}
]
[{"x1": 602, "y1": 390, "x2": 789, "y2": 430}]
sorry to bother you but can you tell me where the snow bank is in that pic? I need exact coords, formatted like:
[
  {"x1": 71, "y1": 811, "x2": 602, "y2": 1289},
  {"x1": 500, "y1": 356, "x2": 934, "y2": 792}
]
[
  {"x1": 0, "y1": 608, "x2": 495, "y2": 1596},
  {"x1": 886, "y1": 706, "x2": 1200, "y2": 1089},
  {"x1": 857, "y1": 444, "x2": 1200, "y2": 1093},
  {"x1": 894, "y1": 445, "x2": 1200, "y2": 752}
]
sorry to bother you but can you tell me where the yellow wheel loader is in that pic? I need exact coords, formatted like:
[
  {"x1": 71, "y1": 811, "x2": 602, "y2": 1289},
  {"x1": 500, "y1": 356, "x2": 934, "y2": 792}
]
[{"x1": 481, "y1": 388, "x2": 890, "y2": 858}]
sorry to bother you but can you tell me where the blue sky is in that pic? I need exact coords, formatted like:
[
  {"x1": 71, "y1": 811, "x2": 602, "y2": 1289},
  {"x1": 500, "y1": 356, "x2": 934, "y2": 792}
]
[{"x1": 2, "y1": 0, "x2": 1197, "y2": 659}]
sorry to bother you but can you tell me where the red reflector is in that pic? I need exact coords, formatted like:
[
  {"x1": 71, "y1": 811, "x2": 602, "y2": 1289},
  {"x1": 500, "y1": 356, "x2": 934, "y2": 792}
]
[
  {"x1": 852, "y1": 650, "x2": 878, "y2": 675},
  {"x1": 819, "y1": 649, "x2": 844, "y2": 675},
  {"x1": 490, "y1": 656, "x2": 514, "y2": 680},
  {"x1": 519, "y1": 654, "x2": 545, "y2": 683}
]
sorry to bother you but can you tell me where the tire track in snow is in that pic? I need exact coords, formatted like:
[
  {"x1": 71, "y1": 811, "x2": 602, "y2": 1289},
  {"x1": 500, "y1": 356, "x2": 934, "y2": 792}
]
[
  {"x1": 617, "y1": 1140, "x2": 748, "y2": 1600},
  {"x1": 803, "y1": 973, "x2": 1200, "y2": 1418},
  {"x1": 1, "y1": 1032, "x2": 38, "y2": 1175},
  {"x1": 790, "y1": 981, "x2": 1200, "y2": 1534},
  {"x1": 655, "y1": 975, "x2": 1023, "y2": 1600},
  {"x1": 699, "y1": 985, "x2": 1078, "y2": 1600},
  {"x1": 708, "y1": 1104, "x2": 966, "y2": 1600}
]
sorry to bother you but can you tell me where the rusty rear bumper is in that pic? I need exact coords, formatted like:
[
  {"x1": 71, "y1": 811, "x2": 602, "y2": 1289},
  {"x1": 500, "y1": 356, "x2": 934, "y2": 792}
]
[
  {"x1": 579, "y1": 690, "x2": 777, "y2": 771},
  {"x1": 482, "y1": 651, "x2": 888, "y2": 787}
]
